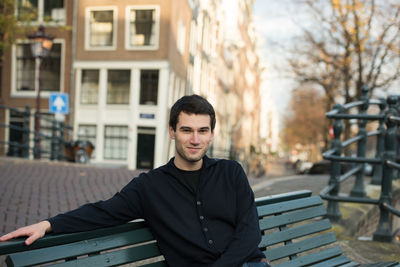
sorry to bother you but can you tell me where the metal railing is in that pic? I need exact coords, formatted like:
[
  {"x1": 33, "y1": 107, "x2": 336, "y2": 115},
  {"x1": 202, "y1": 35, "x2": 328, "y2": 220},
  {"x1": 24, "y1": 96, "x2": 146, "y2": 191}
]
[
  {"x1": 320, "y1": 85, "x2": 400, "y2": 242},
  {"x1": 0, "y1": 104, "x2": 72, "y2": 161}
]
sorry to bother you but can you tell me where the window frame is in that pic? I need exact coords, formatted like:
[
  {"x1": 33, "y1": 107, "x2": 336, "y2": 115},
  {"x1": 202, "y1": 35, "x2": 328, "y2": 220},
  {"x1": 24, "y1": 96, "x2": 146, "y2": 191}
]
[
  {"x1": 11, "y1": 39, "x2": 65, "y2": 98},
  {"x1": 85, "y1": 6, "x2": 117, "y2": 51},
  {"x1": 106, "y1": 69, "x2": 131, "y2": 105},
  {"x1": 139, "y1": 69, "x2": 159, "y2": 106},
  {"x1": 16, "y1": 0, "x2": 66, "y2": 26},
  {"x1": 103, "y1": 125, "x2": 129, "y2": 160},
  {"x1": 125, "y1": 5, "x2": 160, "y2": 51},
  {"x1": 80, "y1": 69, "x2": 100, "y2": 105}
]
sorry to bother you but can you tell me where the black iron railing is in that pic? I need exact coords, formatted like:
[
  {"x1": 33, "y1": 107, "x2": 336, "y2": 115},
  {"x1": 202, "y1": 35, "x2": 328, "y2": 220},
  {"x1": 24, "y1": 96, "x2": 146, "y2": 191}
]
[
  {"x1": 0, "y1": 104, "x2": 72, "y2": 161},
  {"x1": 320, "y1": 85, "x2": 399, "y2": 242}
]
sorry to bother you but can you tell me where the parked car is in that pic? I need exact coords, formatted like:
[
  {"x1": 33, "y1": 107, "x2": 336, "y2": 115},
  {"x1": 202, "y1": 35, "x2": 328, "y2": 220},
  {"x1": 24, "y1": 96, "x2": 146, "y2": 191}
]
[
  {"x1": 307, "y1": 160, "x2": 354, "y2": 175},
  {"x1": 296, "y1": 161, "x2": 313, "y2": 174}
]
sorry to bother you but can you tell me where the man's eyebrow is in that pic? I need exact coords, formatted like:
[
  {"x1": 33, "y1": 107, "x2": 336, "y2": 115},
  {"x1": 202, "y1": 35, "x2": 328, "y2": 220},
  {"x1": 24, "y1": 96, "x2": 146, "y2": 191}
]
[
  {"x1": 179, "y1": 126, "x2": 193, "y2": 130},
  {"x1": 178, "y1": 126, "x2": 210, "y2": 130}
]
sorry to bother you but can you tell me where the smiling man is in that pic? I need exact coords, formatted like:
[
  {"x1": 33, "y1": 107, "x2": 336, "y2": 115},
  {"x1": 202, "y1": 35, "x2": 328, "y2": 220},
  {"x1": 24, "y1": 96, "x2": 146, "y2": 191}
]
[{"x1": 1, "y1": 95, "x2": 269, "y2": 267}]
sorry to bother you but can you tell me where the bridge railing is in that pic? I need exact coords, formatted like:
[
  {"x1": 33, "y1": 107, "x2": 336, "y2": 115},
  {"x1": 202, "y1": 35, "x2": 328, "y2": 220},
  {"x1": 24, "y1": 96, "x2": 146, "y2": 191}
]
[
  {"x1": 320, "y1": 85, "x2": 400, "y2": 242},
  {"x1": 0, "y1": 104, "x2": 72, "y2": 161}
]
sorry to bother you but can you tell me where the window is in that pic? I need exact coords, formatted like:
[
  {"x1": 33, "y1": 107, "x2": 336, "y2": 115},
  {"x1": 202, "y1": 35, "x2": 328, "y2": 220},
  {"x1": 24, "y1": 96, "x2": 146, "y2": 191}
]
[
  {"x1": 140, "y1": 70, "x2": 159, "y2": 105},
  {"x1": 87, "y1": 8, "x2": 116, "y2": 49},
  {"x1": 15, "y1": 42, "x2": 62, "y2": 93},
  {"x1": 177, "y1": 20, "x2": 186, "y2": 54},
  {"x1": 126, "y1": 6, "x2": 160, "y2": 49},
  {"x1": 107, "y1": 70, "x2": 130, "y2": 105},
  {"x1": 17, "y1": 0, "x2": 65, "y2": 23},
  {"x1": 78, "y1": 125, "x2": 97, "y2": 158},
  {"x1": 104, "y1": 126, "x2": 128, "y2": 160},
  {"x1": 80, "y1": 70, "x2": 99, "y2": 104}
]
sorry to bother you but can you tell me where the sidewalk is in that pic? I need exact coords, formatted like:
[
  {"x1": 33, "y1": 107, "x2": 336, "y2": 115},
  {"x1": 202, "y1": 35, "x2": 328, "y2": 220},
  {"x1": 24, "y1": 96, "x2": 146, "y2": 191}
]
[{"x1": 0, "y1": 157, "x2": 399, "y2": 265}]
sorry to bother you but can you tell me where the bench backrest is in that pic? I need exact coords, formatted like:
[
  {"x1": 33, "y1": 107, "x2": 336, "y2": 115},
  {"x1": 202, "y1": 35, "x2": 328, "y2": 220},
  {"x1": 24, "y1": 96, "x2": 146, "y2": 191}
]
[
  {"x1": 0, "y1": 190, "x2": 350, "y2": 267},
  {"x1": 256, "y1": 191, "x2": 353, "y2": 267}
]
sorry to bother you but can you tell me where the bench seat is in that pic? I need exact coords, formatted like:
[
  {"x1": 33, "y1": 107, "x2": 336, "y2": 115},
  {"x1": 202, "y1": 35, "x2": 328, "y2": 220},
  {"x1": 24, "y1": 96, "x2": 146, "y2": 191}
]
[{"x1": 1, "y1": 190, "x2": 399, "y2": 267}]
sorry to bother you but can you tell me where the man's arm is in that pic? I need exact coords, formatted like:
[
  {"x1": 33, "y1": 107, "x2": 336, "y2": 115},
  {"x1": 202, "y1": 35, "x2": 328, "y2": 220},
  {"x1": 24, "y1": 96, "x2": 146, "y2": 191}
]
[
  {"x1": 212, "y1": 164, "x2": 265, "y2": 267},
  {"x1": 0, "y1": 177, "x2": 144, "y2": 245},
  {"x1": 0, "y1": 220, "x2": 52, "y2": 245}
]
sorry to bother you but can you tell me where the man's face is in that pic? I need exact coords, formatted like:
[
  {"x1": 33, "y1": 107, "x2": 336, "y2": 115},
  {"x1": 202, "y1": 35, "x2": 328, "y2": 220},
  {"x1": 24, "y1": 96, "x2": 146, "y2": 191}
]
[{"x1": 169, "y1": 112, "x2": 214, "y2": 170}]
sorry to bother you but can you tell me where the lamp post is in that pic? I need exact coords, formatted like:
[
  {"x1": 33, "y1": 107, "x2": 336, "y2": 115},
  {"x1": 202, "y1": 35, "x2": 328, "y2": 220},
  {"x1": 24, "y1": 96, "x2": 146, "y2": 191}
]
[{"x1": 28, "y1": 26, "x2": 53, "y2": 159}]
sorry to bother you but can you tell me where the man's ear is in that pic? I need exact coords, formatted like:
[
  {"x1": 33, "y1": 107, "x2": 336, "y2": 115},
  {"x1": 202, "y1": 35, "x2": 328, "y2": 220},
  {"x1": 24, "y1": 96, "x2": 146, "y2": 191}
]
[{"x1": 169, "y1": 126, "x2": 175, "y2": 139}]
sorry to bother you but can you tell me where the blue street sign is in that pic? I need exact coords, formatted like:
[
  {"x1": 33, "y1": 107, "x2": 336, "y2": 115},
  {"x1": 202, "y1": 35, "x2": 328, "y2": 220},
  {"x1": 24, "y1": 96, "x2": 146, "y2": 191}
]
[{"x1": 49, "y1": 93, "x2": 69, "y2": 114}]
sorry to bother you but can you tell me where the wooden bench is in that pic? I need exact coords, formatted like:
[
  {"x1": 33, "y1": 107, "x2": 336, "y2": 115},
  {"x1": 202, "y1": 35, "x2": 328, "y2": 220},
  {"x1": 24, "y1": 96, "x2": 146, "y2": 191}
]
[{"x1": 0, "y1": 190, "x2": 399, "y2": 267}]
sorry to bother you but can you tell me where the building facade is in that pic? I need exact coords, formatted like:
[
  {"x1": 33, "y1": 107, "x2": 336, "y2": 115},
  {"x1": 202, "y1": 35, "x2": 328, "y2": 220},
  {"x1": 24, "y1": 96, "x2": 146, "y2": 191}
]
[
  {"x1": 1, "y1": 0, "x2": 266, "y2": 171},
  {"x1": 72, "y1": 0, "x2": 192, "y2": 169},
  {"x1": 0, "y1": 0, "x2": 74, "y2": 158}
]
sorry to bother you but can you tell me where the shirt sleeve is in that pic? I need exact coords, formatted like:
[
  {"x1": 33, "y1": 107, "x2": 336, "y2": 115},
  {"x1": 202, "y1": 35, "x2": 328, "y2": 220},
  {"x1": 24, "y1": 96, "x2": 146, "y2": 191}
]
[
  {"x1": 48, "y1": 177, "x2": 145, "y2": 233},
  {"x1": 211, "y1": 163, "x2": 264, "y2": 267}
]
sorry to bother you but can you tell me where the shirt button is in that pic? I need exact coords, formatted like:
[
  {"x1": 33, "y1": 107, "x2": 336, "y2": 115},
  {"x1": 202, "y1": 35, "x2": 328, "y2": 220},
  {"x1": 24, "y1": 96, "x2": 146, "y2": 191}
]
[
  {"x1": 197, "y1": 201, "x2": 201, "y2": 205},
  {"x1": 208, "y1": 239, "x2": 213, "y2": 244},
  {"x1": 200, "y1": 216, "x2": 204, "y2": 220},
  {"x1": 203, "y1": 227, "x2": 208, "y2": 232}
]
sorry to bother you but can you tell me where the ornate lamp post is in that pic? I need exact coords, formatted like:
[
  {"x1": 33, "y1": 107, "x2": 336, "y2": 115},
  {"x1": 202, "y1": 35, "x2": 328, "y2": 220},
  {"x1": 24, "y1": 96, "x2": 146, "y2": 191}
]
[{"x1": 28, "y1": 26, "x2": 53, "y2": 159}]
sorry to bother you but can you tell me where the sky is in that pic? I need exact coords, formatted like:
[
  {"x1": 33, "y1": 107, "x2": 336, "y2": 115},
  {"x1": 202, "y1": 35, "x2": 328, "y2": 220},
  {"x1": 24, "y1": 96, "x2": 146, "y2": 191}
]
[{"x1": 252, "y1": 0, "x2": 304, "y2": 121}]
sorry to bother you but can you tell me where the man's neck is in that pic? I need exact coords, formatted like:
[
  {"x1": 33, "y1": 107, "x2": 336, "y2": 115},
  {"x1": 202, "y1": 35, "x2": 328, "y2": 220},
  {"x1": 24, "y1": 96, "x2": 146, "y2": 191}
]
[{"x1": 174, "y1": 158, "x2": 203, "y2": 171}]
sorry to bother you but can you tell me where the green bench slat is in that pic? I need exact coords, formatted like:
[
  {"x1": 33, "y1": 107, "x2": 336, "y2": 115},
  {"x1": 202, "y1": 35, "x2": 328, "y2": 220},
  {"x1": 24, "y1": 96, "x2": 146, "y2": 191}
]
[
  {"x1": 265, "y1": 232, "x2": 337, "y2": 261},
  {"x1": 255, "y1": 190, "x2": 312, "y2": 206},
  {"x1": 259, "y1": 219, "x2": 332, "y2": 248},
  {"x1": 50, "y1": 242, "x2": 162, "y2": 267},
  {"x1": 6, "y1": 228, "x2": 156, "y2": 267},
  {"x1": 259, "y1": 205, "x2": 327, "y2": 231},
  {"x1": 273, "y1": 246, "x2": 345, "y2": 267},
  {"x1": 309, "y1": 255, "x2": 355, "y2": 267},
  {"x1": 0, "y1": 221, "x2": 147, "y2": 255},
  {"x1": 338, "y1": 262, "x2": 362, "y2": 267},
  {"x1": 257, "y1": 196, "x2": 323, "y2": 217}
]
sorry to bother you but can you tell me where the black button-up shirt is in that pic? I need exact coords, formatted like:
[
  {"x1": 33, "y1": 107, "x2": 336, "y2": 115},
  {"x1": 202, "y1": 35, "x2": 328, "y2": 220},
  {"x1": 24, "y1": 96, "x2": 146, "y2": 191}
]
[{"x1": 48, "y1": 156, "x2": 265, "y2": 266}]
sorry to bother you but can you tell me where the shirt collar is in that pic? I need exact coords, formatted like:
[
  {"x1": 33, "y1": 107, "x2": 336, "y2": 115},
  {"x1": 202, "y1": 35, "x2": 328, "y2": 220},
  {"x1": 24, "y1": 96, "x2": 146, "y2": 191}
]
[{"x1": 164, "y1": 155, "x2": 218, "y2": 177}]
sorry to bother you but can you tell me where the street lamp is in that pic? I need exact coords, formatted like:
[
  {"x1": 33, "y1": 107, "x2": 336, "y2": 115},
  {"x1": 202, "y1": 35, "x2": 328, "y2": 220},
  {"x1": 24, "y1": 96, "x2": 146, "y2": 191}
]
[{"x1": 28, "y1": 25, "x2": 54, "y2": 159}]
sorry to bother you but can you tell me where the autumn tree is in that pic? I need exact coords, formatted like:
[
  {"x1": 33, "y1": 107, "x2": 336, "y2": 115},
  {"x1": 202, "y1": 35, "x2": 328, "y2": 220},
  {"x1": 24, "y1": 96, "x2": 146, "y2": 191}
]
[
  {"x1": 287, "y1": 0, "x2": 400, "y2": 139},
  {"x1": 283, "y1": 85, "x2": 327, "y2": 161}
]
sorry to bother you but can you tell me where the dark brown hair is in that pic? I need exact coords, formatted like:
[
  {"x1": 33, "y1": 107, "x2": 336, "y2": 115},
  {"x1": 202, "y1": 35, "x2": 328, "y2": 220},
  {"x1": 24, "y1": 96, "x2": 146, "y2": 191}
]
[{"x1": 169, "y1": 95, "x2": 216, "y2": 131}]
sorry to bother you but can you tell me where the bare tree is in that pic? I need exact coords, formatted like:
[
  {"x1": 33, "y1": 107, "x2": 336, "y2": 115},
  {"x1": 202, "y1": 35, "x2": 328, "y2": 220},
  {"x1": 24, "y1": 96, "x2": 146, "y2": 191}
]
[
  {"x1": 287, "y1": 0, "x2": 400, "y2": 103},
  {"x1": 286, "y1": 0, "x2": 400, "y2": 140}
]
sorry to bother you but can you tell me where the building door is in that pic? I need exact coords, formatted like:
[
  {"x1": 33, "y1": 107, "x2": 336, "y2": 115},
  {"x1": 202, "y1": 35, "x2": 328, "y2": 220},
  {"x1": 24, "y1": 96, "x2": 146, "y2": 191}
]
[{"x1": 136, "y1": 127, "x2": 155, "y2": 169}]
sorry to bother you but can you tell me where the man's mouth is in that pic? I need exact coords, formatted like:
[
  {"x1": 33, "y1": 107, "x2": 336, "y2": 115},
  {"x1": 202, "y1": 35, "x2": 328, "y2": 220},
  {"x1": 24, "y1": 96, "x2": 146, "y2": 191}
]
[{"x1": 187, "y1": 147, "x2": 201, "y2": 153}]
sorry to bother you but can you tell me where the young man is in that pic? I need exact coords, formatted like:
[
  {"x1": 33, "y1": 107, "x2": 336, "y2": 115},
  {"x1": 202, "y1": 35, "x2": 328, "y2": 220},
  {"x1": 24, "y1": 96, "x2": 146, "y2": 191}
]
[{"x1": 1, "y1": 95, "x2": 269, "y2": 267}]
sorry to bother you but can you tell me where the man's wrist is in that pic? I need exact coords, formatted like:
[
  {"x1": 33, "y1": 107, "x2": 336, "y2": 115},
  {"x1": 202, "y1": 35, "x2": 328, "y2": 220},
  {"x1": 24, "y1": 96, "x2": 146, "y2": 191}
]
[{"x1": 40, "y1": 220, "x2": 52, "y2": 233}]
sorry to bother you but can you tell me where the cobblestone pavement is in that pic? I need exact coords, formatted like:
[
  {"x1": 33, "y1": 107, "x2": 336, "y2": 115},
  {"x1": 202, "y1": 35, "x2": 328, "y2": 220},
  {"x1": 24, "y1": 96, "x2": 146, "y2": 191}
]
[{"x1": 0, "y1": 157, "x2": 142, "y2": 235}]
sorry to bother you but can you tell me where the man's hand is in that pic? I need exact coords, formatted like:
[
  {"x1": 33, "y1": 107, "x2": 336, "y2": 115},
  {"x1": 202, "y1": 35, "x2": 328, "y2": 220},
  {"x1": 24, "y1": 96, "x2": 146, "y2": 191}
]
[{"x1": 0, "y1": 221, "x2": 52, "y2": 245}]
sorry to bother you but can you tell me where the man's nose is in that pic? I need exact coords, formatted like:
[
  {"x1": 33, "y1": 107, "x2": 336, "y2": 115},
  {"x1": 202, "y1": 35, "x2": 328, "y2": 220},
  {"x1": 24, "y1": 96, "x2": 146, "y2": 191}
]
[{"x1": 190, "y1": 132, "x2": 200, "y2": 144}]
